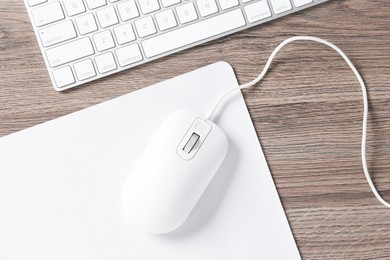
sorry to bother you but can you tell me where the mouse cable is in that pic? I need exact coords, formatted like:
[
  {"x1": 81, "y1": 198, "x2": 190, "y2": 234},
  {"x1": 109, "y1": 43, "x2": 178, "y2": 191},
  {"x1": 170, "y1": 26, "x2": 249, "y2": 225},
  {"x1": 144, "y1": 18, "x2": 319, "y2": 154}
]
[{"x1": 205, "y1": 35, "x2": 390, "y2": 208}]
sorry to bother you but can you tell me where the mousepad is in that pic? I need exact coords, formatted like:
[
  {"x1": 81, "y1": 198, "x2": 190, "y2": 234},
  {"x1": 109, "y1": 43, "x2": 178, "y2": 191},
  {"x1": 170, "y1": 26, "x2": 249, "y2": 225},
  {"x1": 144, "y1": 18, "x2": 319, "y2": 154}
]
[{"x1": 0, "y1": 62, "x2": 300, "y2": 260}]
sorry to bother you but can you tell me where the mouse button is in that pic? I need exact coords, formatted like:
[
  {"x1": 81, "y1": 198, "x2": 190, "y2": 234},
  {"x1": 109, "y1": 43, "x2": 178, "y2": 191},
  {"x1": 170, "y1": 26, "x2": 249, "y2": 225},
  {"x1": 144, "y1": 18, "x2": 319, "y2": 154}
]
[
  {"x1": 193, "y1": 119, "x2": 209, "y2": 134},
  {"x1": 176, "y1": 118, "x2": 212, "y2": 160}
]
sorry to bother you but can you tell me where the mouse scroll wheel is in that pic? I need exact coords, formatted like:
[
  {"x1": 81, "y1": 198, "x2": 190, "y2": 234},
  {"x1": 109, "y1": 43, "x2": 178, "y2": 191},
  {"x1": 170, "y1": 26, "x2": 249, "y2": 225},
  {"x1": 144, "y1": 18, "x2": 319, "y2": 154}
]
[{"x1": 182, "y1": 133, "x2": 200, "y2": 154}]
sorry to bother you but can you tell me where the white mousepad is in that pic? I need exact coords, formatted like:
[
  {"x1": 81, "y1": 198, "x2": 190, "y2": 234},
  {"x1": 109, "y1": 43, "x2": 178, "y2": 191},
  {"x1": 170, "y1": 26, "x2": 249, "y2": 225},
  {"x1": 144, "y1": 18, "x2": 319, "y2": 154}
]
[{"x1": 0, "y1": 62, "x2": 300, "y2": 260}]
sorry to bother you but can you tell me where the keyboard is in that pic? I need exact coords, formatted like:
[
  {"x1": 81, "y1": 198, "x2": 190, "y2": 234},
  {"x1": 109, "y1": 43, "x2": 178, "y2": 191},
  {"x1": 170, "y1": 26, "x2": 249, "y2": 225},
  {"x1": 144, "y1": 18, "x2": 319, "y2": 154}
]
[{"x1": 24, "y1": 0, "x2": 329, "y2": 91}]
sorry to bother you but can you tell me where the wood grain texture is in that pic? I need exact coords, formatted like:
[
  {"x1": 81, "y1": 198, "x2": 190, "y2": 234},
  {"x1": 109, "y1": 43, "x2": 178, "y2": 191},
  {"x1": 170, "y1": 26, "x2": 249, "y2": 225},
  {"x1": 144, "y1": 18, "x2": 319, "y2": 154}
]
[{"x1": 1, "y1": 0, "x2": 390, "y2": 258}]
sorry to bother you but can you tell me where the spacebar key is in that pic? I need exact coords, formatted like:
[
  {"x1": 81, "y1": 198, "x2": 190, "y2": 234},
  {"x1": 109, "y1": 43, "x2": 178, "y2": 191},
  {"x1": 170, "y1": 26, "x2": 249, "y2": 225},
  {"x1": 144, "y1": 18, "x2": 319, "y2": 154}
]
[{"x1": 142, "y1": 9, "x2": 246, "y2": 58}]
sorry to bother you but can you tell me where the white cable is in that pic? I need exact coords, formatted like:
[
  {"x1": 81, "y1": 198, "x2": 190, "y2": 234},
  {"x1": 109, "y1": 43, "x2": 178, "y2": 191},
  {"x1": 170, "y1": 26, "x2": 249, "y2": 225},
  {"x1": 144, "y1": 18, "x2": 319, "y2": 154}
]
[{"x1": 206, "y1": 36, "x2": 390, "y2": 208}]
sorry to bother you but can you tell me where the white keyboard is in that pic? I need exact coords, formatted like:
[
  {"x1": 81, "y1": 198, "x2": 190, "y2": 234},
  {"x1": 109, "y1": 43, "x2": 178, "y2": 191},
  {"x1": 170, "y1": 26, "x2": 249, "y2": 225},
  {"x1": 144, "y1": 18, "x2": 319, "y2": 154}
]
[{"x1": 24, "y1": 0, "x2": 329, "y2": 91}]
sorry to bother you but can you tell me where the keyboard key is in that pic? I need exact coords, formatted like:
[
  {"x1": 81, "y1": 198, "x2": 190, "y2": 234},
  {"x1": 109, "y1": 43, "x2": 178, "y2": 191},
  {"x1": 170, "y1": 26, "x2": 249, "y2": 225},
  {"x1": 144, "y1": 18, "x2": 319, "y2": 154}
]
[
  {"x1": 63, "y1": 0, "x2": 86, "y2": 16},
  {"x1": 155, "y1": 10, "x2": 177, "y2": 31},
  {"x1": 97, "y1": 6, "x2": 119, "y2": 28},
  {"x1": 244, "y1": 0, "x2": 271, "y2": 23},
  {"x1": 93, "y1": 30, "x2": 116, "y2": 51},
  {"x1": 293, "y1": 0, "x2": 312, "y2": 7},
  {"x1": 39, "y1": 20, "x2": 77, "y2": 47},
  {"x1": 74, "y1": 59, "x2": 96, "y2": 80},
  {"x1": 135, "y1": 16, "x2": 157, "y2": 38},
  {"x1": 76, "y1": 13, "x2": 98, "y2": 35},
  {"x1": 161, "y1": 0, "x2": 180, "y2": 8},
  {"x1": 95, "y1": 52, "x2": 117, "y2": 73},
  {"x1": 196, "y1": 0, "x2": 218, "y2": 17},
  {"x1": 138, "y1": 0, "x2": 160, "y2": 14},
  {"x1": 86, "y1": 0, "x2": 107, "y2": 10},
  {"x1": 176, "y1": 3, "x2": 198, "y2": 24},
  {"x1": 27, "y1": 0, "x2": 47, "y2": 7},
  {"x1": 31, "y1": 2, "x2": 65, "y2": 27},
  {"x1": 52, "y1": 66, "x2": 75, "y2": 88},
  {"x1": 269, "y1": 0, "x2": 292, "y2": 14},
  {"x1": 46, "y1": 37, "x2": 95, "y2": 67},
  {"x1": 117, "y1": 0, "x2": 140, "y2": 21},
  {"x1": 218, "y1": 0, "x2": 238, "y2": 10},
  {"x1": 142, "y1": 9, "x2": 245, "y2": 58},
  {"x1": 114, "y1": 23, "x2": 136, "y2": 44},
  {"x1": 115, "y1": 44, "x2": 142, "y2": 67}
]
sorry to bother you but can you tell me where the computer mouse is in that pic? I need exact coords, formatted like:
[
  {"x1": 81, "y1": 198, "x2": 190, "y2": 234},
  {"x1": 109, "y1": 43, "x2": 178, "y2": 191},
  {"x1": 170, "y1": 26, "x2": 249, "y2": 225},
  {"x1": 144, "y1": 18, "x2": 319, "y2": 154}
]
[{"x1": 122, "y1": 109, "x2": 228, "y2": 234}]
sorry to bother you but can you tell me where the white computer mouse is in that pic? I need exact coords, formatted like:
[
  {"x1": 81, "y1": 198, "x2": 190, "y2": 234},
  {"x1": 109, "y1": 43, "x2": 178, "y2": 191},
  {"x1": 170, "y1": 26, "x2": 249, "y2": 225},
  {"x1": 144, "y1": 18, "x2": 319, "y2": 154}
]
[{"x1": 122, "y1": 109, "x2": 228, "y2": 234}]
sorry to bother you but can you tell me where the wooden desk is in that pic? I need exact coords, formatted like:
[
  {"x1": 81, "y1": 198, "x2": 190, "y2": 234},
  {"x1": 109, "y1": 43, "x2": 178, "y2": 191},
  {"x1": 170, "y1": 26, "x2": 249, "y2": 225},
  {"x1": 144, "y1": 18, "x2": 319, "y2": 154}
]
[{"x1": 1, "y1": 0, "x2": 389, "y2": 258}]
